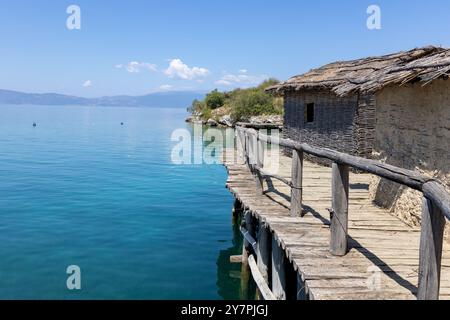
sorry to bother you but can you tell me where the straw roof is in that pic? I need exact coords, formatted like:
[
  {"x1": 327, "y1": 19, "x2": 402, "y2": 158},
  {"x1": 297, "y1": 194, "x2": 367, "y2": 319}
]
[{"x1": 268, "y1": 46, "x2": 450, "y2": 96}]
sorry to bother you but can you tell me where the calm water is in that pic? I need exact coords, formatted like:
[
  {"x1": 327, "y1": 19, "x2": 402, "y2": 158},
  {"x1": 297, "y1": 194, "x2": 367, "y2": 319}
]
[{"x1": 0, "y1": 105, "x2": 244, "y2": 300}]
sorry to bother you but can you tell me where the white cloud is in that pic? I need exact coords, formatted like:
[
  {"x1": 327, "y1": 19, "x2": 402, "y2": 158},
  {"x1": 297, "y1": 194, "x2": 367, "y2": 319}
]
[
  {"x1": 82, "y1": 80, "x2": 92, "y2": 87},
  {"x1": 159, "y1": 84, "x2": 173, "y2": 91},
  {"x1": 164, "y1": 59, "x2": 210, "y2": 80},
  {"x1": 116, "y1": 61, "x2": 157, "y2": 73},
  {"x1": 215, "y1": 71, "x2": 267, "y2": 87}
]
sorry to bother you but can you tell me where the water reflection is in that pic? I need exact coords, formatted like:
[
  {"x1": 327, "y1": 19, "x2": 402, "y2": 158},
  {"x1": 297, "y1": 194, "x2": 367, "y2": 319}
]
[{"x1": 216, "y1": 217, "x2": 257, "y2": 300}]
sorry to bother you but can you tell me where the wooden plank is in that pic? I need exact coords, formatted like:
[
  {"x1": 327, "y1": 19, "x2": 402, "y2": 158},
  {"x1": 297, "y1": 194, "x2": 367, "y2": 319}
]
[
  {"x1": 418, "y1": 197, "x2": 446, "y2": 300},
  {"x1": 330, "y1": 163, "x2": 350, "y2": 256},
  {"x1": 224, "y1": 147, "x2": 450, "y2": 301},
  {"x1": 272, "y1": 237, "x2": 287, "y2": 300},
  {"x1": 248, "y1": 255, "x2": 277, "y2": 301},
  {"x1": 291, "y1": 150, "x2": 304, "y2": 217},
  {"x1": 230, "y1": 255, "x2": 243, "y2": 264}
]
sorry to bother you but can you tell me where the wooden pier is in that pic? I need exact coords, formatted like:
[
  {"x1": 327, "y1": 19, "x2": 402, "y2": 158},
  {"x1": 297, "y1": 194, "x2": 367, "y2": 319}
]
[{"x1": 223, "y1": 126, "x2": 450, "y2": 300}]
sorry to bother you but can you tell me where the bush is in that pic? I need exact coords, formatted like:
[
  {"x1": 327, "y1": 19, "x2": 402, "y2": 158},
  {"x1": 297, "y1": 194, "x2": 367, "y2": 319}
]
[
  {"x1": 188, "y1": 79, "x2": 283, "y2": 122},
  {"x1": 205, "y1": 89, "x2": 225, "y2": 110},
  {"x1": 230, "y1": 88, "x2": 282, "y2": 122}
]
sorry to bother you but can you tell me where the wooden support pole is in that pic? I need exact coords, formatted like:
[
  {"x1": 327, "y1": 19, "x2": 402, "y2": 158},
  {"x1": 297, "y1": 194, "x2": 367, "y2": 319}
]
[
  {"x1": 240, "y1": 211, "x2": 252, "y2": 300},
  {"x1": 232, "y1": 199, "x2": 243, "y2": 224},
  {"x1": 244, "y1": 132, "x2": 249, "y2": 166},
  {"x1": 256, "y1": 221, "x2": 271, "y2": 285},
  {"x1": 255, "y1": 137, "x2": 265, "y2": 195},
  {"x1": 271, "y1": 238, "x2": 287, "y2": 300},
  {"x1": 236, "y1": 130, "x2": 244, "y2": 165},
  {"x1": 245, "y1": 132, "x2": 254, "y2": 172},
  {"x1": 330, "y1": 163, "x2": 349, "y2": 256},
  {"x1": 291, "y1": 150, "x2": 303, "y2": 217},
  {"x1": 418, "y1": 197, "x2": 446, "y2": 300}
]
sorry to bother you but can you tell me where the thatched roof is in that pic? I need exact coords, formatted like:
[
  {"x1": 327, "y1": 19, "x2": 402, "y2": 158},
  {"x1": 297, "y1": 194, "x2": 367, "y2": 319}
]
[{"x1": 268, "y1": 46, "x2": 450, "y2": 96}]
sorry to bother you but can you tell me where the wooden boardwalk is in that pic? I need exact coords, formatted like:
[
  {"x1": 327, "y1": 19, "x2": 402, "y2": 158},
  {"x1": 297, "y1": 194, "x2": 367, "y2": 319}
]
[{"x1": 223, "y1": 149, "x2": 450, "y2": 300}]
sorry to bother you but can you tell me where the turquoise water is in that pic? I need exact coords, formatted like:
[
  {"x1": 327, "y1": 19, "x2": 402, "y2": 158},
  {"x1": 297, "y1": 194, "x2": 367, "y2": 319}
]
[{"x1": 0, "y1": 105, "x2": 243, "y2": 300}]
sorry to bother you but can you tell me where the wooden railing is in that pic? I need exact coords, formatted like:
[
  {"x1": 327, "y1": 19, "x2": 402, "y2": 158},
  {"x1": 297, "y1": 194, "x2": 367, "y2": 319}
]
[{"x1": 235, "y1": 125, "x2": 450, "y2": 300}]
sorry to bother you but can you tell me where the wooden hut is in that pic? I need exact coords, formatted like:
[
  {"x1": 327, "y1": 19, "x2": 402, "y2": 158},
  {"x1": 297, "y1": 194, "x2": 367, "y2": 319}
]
[{"x1": 268, "y1": 46, "x2": 450, "y2": 228}]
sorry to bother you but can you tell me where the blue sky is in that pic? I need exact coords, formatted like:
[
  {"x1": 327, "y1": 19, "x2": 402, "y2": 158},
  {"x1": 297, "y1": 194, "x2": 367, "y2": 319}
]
[{"x1": 1, "y1": 0, "x2": 450, "y2": 97}]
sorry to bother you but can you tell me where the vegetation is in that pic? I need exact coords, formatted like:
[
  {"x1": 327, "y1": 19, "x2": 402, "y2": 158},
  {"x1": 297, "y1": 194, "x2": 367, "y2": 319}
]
[{"x1": 188, "y1": 79, "x2": 283, "y2": 123}]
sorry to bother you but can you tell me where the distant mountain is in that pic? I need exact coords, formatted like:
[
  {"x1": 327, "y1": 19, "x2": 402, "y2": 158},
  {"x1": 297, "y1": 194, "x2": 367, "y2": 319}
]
[{"x1": 0, "y1": 89, "x2": 205, "y2": 108}]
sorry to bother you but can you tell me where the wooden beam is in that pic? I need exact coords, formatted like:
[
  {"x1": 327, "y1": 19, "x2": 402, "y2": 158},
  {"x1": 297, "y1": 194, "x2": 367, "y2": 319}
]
[
  {"x1": 271, "y1": 238, "x2": 287, "y2": 300},
  {"x1": 291, "y1": 150, "x2": 304, "y2": 217},
  {"x1": 418, "y1": 197, "x2": 446, "y2": 300},
  {"x1": 248, "y1": 255, "x2": 277, "y2": 301},
  {"x1": 230, "y1": 255, "x2": 243, "y2": 264},
  {"x1": 241, "y1": 226, "x2": 257, "y2": 252},
  {"x1": 423, "y1": 181, "x2": 450, "y2": 221},
  {"x1": 256, "y1": 221, "x2": 271, "y2": 285},
  {"x1": 330, "y1": 163, "x2": 349, "y2": 256},
  {"x1": 244, "y1": 126, "x2": 446, "y2": 194}
]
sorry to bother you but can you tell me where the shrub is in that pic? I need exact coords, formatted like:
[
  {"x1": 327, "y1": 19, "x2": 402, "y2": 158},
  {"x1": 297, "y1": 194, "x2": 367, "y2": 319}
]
[
  {"x1": 230, "y1": 88, "x2": 282, "y2": 122},
  {"x1": 188, "y1": 79, "x2": 283, "y2": 123},
  {"x1": 205, "y1": 89, "x2": 226, "y2": 110}
]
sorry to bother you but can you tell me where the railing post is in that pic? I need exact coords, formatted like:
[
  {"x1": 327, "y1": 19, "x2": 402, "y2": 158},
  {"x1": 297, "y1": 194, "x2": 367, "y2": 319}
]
[
  {"x1": 418, "y1": 197, "x2": 445, "y2": 300},
  {"x1": 330, "y1": 163, "x2": 349, "y2": 256},
  {"x1": 255, "y1": 134, "x2": 264, "y2": 195},
  {"x1": 236, "y1": 129, "x2": 244, "y2": 165},
  {"x1": 244, "y1": 131, "x2": 250, "y2": 168},
  {"x1": 291, "y1": 150, "x2": 303, "y2": 217}
]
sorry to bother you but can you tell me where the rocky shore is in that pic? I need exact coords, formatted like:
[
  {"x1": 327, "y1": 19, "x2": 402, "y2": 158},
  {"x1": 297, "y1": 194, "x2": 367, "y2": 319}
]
[{"x1": 186, "y1": 113, "x2": 283, "y2": 128}]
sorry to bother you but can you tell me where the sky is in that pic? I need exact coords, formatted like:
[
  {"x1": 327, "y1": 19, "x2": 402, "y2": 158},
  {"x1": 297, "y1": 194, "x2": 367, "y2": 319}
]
[{"x1": 1, "y1": 0, "x2": 450, "y2": 97}]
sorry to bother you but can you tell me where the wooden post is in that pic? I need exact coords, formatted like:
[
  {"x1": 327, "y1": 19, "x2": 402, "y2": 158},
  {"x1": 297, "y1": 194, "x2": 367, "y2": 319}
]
[
  {"x1": 255, "y1": 136, "x2": 265, "y2": 195},
  {"x1": 291, "y1": 150, "x2": 303, "y2": 217},
  {"x1": 236, "y1": 130, "x2": 244, "y2": 165},
  {"x1": 418, "y1": 197, "x2": 446, "y2": 300},
  {"x1": 240, "y1": 210, "x2": 254, "y2": 300},
  {"x1": 256, "y1": 221, "x2": 271, "y2": 286},
  {"x1": 232, "y1": 199, "x2": 243, "y2": 224},
  {"x1": 271, "y1": 238, "x2": 287, "y2": 300},
  {"x1": 244, "y1": 132, "x2": 249, "y2": 166},
  {"x1": 245, "y1": 132, "x2": 254, "y2": 172},
  {"x1": 330, "y1": 163, "x2": 349, "y2": 256}
]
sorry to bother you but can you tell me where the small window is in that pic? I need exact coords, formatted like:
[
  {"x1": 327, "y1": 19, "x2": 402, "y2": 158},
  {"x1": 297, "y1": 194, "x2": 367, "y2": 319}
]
[{"x1": 305, "y1": 103, "x2": 315, "y2": 123}]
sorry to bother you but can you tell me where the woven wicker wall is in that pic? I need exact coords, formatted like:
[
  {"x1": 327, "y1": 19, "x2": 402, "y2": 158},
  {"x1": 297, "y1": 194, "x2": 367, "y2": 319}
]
[{"x1": 283, "y1": 90, "x2": 375, "y2": 165}]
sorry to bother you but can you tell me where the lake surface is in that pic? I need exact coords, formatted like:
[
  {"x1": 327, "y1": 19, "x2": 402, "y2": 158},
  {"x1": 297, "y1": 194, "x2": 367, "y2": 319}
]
[{"x1": 0, "y1": 105, "x2": 243, "y2": 300}]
